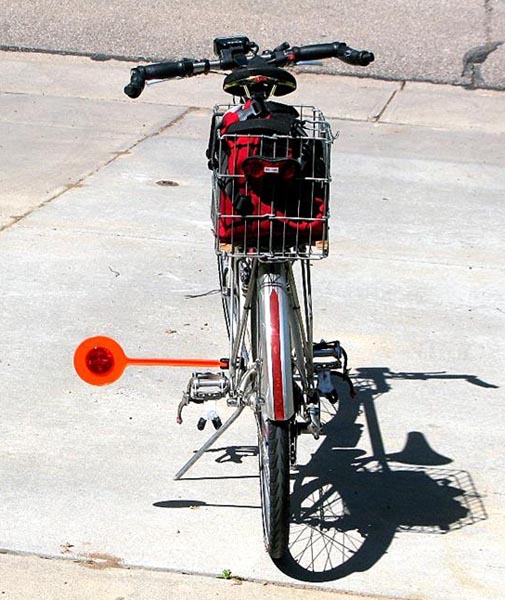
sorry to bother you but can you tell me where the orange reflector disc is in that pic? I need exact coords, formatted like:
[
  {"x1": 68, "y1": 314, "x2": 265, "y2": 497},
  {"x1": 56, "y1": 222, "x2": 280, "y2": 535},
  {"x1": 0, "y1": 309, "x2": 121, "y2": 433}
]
[{"x1": 74, "y1": 336, "x2": 127, "y2": 386}]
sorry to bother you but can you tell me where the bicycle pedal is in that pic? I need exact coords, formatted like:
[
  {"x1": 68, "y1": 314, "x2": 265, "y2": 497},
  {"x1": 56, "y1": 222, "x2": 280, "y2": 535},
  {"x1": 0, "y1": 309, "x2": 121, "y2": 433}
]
[
  {"x1": 187, "y1": 372, "x2": 230, "y2": 402},
  {"x1": 313, "y1": 339, "x2": 343, "y2": 360}
]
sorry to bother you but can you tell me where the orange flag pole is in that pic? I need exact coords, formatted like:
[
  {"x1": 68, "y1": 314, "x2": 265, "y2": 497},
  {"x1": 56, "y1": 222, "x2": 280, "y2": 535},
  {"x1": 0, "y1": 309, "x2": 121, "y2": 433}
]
[{"x1": 74, "y1": 336, "x2": 224, "y2": 386}]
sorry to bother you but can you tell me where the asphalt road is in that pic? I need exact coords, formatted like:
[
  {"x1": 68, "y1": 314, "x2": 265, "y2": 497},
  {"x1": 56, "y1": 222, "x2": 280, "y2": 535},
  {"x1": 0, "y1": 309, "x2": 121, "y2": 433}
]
[{"x1": 1, "y1": 0, "x2": 505, "y2": 89}]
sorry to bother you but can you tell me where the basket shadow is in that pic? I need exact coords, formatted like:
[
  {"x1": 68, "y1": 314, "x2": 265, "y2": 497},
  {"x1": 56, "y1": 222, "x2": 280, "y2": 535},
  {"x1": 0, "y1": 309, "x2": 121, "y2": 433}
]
[{"x1": 275, "y1": 367, "x2": 492, "y2": 582}]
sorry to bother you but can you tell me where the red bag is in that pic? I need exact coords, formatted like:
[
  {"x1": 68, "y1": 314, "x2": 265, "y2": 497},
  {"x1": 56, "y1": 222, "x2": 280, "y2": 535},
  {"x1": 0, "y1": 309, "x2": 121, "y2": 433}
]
[{"x1": 215, "y1": 100, "x2": 326, "y2": 248}]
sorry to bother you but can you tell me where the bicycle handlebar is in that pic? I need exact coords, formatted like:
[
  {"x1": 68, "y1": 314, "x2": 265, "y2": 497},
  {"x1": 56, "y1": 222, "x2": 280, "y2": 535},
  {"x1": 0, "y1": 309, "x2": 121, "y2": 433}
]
[{"x1": 124, "y1": 40, "x2": 374, "y2": 99}]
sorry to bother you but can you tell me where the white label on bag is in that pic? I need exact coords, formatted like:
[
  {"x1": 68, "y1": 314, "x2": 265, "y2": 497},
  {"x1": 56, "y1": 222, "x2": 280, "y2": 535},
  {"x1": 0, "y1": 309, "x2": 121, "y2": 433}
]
[{"x1": 264, "y1": 166, "x2": 280, "y2": 173}]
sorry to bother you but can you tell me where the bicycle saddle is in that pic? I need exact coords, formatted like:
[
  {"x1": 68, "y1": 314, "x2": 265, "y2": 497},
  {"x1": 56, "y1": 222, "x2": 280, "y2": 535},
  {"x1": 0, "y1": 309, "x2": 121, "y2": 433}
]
[{"x1": 223, "y1": 67, "x2": 297, "y2": 97}]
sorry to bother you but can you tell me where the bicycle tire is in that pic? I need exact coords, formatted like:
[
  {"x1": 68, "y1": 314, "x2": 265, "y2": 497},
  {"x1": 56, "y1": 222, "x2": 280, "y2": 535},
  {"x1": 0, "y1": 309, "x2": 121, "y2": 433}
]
[
  {"x1": 256, "y1": 414, "x2": 290, "y2": 559},
  {"x1": 253, "y1": 262, "x2": 293, "y2": 559}
]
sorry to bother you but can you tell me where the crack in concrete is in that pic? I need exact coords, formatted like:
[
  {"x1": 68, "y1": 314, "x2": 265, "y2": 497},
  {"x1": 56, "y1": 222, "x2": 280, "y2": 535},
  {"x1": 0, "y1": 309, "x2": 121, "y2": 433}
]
[
  {"x1": 372, "y1": 81, "x2": 406, "y2": 122},
  {"x1": 459, "y1": 1, "x2": 503, "y2": 89},
  {"x1": 0, "y1": 106, "x2": 195, "y2": 235},
  {"x1": 461, "y1": 40, "x2": 504, "y2": 89}
]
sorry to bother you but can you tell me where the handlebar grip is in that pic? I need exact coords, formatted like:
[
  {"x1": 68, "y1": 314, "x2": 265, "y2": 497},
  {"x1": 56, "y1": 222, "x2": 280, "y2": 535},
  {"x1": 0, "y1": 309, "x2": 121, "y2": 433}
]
[
  {"x1": 124, "y1": 59, "x2": 196, "y2": 98},
  {"x1": 292, "y1": 42, "x2": 374, "y2": 67},
  {"x1": 339, "y1": 48, "x2": 375, "y2": 67},
  {"x1": 143, "y1": 59, "x2": 195, "y2": 79},
  {"x1": 292, "y1": 42, "x2": 341, "y2": 62},
  {"x1": 124, "y1": 67, "x2": 146, "y2": 98}
]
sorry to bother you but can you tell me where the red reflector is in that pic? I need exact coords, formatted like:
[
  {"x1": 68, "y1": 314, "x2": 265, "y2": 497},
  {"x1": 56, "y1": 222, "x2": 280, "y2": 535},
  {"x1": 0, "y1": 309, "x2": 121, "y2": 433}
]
[{"x1": 86, "y1": 347, "x2": 115, "y2": 375}]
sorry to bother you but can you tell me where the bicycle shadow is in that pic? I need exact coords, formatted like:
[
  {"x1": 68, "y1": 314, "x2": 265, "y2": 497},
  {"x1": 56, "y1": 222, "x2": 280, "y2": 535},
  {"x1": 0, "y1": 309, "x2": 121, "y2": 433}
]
[
  {"x1": 203, "y1": 445, "x2": 258, "y2": 464},
  {"x1": 275, "y1": 367, "x2": 493, "y2": 582}
]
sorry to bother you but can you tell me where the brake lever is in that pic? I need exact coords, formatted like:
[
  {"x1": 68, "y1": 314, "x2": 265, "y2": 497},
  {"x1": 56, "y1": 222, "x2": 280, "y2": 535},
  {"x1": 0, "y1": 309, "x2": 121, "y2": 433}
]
[{"x1": 273, "y1": 41, "x2": 290, "y2": 53}]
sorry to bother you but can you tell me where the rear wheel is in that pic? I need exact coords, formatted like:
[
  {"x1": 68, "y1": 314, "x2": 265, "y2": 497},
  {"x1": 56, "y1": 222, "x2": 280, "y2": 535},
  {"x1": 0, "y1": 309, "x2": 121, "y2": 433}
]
[
  {"x1": 256, "y1": 413, "x2": 290, "y2": 559},
  {"x1": 252, "y1": 263, "x2": 294, "y2": 559}
]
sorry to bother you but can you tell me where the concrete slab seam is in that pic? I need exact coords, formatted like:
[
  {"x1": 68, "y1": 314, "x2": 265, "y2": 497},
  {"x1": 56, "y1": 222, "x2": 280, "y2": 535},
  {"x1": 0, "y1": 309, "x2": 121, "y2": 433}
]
[
  {"x1": 0, "y1": 43, "x2": 158, "y2": 64},
  {"x1": 373, "y1": 81, "x2": 406, "y2": 122},
  {"x1": 0, "y1": 548, "x2": 411, "y2": 600},
  {"x1": 0, "y1": 106, "x2": 195, "y2": 235}
]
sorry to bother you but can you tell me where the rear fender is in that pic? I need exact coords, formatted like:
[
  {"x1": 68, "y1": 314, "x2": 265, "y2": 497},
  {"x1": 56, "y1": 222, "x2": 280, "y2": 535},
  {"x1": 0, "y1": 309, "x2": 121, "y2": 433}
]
[{"x1": 256, "y1": 263, "x2": 294, "y2": 421}]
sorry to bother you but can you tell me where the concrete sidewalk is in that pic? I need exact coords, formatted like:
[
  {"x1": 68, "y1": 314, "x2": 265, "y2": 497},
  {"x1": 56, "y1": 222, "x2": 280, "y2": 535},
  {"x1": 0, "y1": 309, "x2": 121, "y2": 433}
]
[
  {"x1": 2, "y1": 50, "x2": 505, "y2": 231},
  {"x1": 0, "y1": 51, "x2": 504, "y2": 599},
  {"x1": 0, "y1": 554, "x2": 388, "y2": 600},
  {"x1": 0, "y1": 551, "x2": 398, "y2": 600}
]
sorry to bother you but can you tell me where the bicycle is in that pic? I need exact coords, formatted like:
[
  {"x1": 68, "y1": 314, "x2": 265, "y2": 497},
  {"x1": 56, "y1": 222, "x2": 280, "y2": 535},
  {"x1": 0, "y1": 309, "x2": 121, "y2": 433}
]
[{"x1": 76, "y1": 36, "x2": 374, "y2": 562}]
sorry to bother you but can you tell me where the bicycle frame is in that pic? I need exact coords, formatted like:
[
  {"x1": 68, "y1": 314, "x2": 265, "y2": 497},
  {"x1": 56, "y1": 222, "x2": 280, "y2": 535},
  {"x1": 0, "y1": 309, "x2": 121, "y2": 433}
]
[{"x1": 222, "y1": 256, "x2": 316, "y2": 429}]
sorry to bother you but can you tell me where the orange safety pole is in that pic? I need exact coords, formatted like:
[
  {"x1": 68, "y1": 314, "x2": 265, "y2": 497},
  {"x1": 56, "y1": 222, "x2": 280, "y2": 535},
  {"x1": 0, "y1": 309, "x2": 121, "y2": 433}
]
[{"x1": 74, "y1": 336, "x2": 224, "y2": 386}]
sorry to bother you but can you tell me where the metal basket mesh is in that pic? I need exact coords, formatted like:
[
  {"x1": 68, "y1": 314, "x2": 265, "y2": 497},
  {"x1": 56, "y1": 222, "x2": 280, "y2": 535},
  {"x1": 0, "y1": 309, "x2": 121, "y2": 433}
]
[{"x1": 211, "y1": 105, "x2": 333, "y2": 260}]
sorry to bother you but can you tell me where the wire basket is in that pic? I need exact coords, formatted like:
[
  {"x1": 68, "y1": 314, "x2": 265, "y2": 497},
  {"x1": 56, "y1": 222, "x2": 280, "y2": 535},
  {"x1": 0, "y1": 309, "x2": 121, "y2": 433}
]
[{"x1": 210, "y1": 105, "x2": 334, "y2": 260}]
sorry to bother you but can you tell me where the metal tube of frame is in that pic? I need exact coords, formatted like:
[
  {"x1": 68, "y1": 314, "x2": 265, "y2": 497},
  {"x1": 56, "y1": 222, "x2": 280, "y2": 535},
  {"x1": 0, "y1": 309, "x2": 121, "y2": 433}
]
[
  {"x1": 228, "y1": 257, "x2": 239, "y2": 381},
  {"x1": 218, "y1": 256, "x2": 231, "y2": 336},
  {"x1": 286, "y1": 264, "x2": 312, "y2": 390},
  {"x1": 301, "y1": 261, "x2": 314, "y2": 367},
  {"x1": 229, "y1": 259, "x2": 257, "y2": 388}
]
